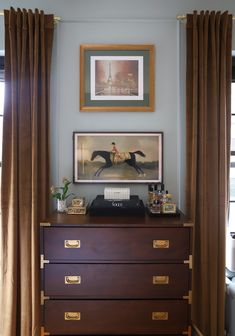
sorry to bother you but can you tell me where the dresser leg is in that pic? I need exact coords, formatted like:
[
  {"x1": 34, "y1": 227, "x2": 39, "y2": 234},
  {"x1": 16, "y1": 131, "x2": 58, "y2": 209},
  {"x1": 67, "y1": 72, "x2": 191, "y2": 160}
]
[
  {"x1": 183, "y1": 325, "x2": 192, "y2": 335},
  {"x1": 40, "y1": 326, "x2": 50, "y2": 336}
]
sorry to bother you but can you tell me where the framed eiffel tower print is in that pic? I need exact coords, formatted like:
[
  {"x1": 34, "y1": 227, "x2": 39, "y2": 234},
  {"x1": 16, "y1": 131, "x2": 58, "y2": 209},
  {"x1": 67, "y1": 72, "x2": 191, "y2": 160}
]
[{"x1": 79, "y1": 44, "x2": 154, "y2": 112}]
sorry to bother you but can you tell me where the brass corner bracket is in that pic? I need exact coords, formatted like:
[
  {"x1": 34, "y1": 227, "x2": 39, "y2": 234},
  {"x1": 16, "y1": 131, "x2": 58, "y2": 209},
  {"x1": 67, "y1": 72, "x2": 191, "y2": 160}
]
[
  {"x1": 40, "y1": 326, "x2": 50, "y2": 336},
  {"x1": 184, "y1": 255, "x2": 193, "y2": 269},
  {"x1": 40, "y1": 254, "x2": 49, "y2": 269},
  {"x1": 40, "y1": 291, "x2": 50, "y2": 306},
  {"x1": 182, "y1": 325, "x2": 192, "y2": 335},
  {"x1": 183, "y1": 290, "x2": 192, "y2": 304},
  {"x1": 183, "y1": 222, "x2": 194, "y2": 228},
  {"x1": 40, "y1": 222, "x2": 51, "y2": 227}
]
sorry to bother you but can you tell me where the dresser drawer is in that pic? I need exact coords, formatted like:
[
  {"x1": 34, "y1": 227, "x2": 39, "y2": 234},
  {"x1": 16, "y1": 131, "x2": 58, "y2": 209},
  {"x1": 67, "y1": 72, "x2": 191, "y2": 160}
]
[
  {"x1": 43, "y1": 227, "x2": 190, "y2": 261},
  {"x1": 44, "y1": 263, "x2": 189, "y2": 299},
  {"x1": 44, "y1": 299, "x2": 189, "y2": 335}
]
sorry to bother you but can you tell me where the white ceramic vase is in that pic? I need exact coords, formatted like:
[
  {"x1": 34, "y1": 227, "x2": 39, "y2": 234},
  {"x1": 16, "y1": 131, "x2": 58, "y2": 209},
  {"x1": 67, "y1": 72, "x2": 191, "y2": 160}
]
[{"x1": 57, "y1": 199, "x2": 67, "y2": 213}]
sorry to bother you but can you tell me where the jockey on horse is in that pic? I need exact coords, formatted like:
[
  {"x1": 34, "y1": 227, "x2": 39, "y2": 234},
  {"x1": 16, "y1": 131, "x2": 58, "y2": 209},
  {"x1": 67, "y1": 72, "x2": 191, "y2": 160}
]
[{"x1": 110, "y1": 142, "x2": 131, "y2": 164}]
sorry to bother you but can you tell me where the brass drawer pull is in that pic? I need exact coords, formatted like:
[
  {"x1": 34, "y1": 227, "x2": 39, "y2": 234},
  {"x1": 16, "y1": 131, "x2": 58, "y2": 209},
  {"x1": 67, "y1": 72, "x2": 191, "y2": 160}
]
[
  {"x1": 153, "y1": 275, "x2": 169, "y2": 285},
  {"x1": 153, "y1": 239, "x2": 170, "y2": 249},
  {"x1": 152, "y1": 312, "x2": 168, "y2": 320},
  {"x1": 64, "y1": 240, "x2": 80, "y2": 248},
  {"x1": 64, "y1": 312, "x2": 81, "y2": 320},
  {"x1": 65, "y1": 275, "x2": 81, "y2": 285}
]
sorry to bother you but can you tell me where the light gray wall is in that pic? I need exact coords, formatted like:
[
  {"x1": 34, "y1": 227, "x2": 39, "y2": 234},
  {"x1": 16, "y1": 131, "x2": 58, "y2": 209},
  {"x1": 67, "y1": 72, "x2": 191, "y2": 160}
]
[
  {"x1": 52, "y1": 19, "x2": 179, "y2": 205},
  {"x1": 0, "y1": 0, "x2": 235, "y2": 209}
]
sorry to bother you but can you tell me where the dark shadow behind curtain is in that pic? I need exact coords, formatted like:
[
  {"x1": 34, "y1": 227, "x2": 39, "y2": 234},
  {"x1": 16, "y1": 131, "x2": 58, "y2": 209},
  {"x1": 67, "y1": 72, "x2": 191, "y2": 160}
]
[
  {"x1": 186, "y1": 11, "x2": 232, "y2": 336},
  {"x1": 0, "y1": 8, "x2": 54, "y2": 336}
]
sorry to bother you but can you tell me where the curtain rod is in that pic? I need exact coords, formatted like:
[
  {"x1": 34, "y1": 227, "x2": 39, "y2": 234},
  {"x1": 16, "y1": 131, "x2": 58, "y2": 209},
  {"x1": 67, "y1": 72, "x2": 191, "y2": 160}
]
[
  {"x1": 0, "y1": 10, "x2": 61, "y2": 23},
  {"x1": 177, "y1": 14, "x2": 235, "y2": 20},
  {"x1": 1, "y1": 11, "x2": 234, "y2": 23}
]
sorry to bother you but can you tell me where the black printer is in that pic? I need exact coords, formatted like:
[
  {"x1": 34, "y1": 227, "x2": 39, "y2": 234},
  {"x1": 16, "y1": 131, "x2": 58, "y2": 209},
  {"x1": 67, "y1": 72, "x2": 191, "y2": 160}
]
[{"x1": 89, "y1": 195, "x2": 145, "y2": 216}]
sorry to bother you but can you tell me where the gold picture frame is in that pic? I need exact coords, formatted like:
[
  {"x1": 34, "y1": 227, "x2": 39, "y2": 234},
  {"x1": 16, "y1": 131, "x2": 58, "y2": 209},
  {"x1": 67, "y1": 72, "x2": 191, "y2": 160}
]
[{"x1": 80, "y1": 44, "x2": 155, "y2": 112}]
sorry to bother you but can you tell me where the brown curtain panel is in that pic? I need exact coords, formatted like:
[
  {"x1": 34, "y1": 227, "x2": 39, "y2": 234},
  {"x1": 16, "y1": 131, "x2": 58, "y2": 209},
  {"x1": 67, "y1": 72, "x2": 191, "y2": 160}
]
[
  {"x1": 0, "y1": 8, "x2": 54, "y2": 336},
  {"x1": 186, "y1": 11, "x2": 232, "y2": 336}
]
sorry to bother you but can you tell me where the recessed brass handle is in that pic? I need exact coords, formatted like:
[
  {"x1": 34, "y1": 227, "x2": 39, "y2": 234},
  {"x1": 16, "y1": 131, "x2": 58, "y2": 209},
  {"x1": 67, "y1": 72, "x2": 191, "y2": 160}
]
[
  {"x1": 153, "y1": 239, "x2": 170, "y2": 249},
  {"x1": 152, "y1": 312, "x2": 168, "y2": 320},
  {"x1": 64, "y1": 312, "x2": 81, "y2": 320},
  {"x1": 64, "y1": 240, "x2": 80, "y2": 248},
  {"x1": 65, "y1": 275, "x2": 81, "y2": 285},
  {"x1": 152, "y1": 275, "x2": 169, "y2": 285}
]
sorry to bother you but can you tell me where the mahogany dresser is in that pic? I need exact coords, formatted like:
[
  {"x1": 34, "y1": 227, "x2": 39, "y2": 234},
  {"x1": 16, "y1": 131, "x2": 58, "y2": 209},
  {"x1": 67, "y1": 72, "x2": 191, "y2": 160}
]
[{"x1": 40, "y1": 212, "x2": 192, "y2": 336}]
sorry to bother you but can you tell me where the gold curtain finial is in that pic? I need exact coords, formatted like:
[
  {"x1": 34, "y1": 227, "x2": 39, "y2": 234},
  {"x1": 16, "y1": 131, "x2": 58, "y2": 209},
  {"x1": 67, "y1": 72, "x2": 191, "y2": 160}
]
[
  {"x1": 54, "y1": 15, "x2": 61, "y2": 23},
  {"x1": 176, "y1": 15, "x2": 187, "y2": 21}
]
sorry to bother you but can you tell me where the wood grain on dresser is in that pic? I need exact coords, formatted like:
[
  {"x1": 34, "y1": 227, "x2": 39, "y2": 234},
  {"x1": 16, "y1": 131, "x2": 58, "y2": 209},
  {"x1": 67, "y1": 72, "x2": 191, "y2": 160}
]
[{"x1": 40, "y1": 213, "x2": 192, "y2": 336}]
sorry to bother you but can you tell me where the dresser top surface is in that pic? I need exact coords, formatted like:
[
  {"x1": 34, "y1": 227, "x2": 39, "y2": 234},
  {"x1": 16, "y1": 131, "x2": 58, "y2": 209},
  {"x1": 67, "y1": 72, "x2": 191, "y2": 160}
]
[{"x1": 41, "y1": 211, "x2": 192, "y2": 228}]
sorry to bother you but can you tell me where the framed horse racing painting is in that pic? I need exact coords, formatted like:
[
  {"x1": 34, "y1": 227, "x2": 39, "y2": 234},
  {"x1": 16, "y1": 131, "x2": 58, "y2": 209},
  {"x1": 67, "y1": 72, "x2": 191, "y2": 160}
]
[
  {"x1": 80, "y1": 44, "x2": 155, "y2": 112},
  {"x1": 73, "y1": 132, "x2": 163, "y2": 183}
]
